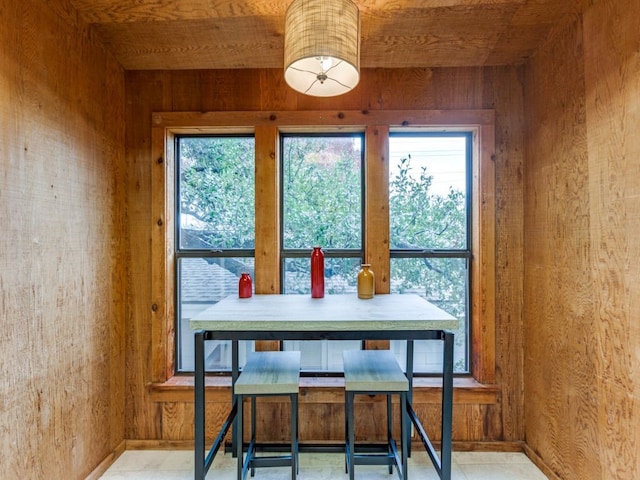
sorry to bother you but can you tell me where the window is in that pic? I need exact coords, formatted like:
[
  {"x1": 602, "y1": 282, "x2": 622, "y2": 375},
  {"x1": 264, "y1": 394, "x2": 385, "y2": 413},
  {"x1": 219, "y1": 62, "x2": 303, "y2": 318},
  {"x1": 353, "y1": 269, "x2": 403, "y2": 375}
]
[
  {"x1": 280, "y1": 133, "x2": 365, "y2": 371},
  {"x1": 175, "y1": 135, "x2": 256, "y2": 372},
  {"x1": 387, "y1": 133, "x2": 472, "y2": 373},
  {"x1": 152, "y1": 109, "x2": 495, "y2": 385}
]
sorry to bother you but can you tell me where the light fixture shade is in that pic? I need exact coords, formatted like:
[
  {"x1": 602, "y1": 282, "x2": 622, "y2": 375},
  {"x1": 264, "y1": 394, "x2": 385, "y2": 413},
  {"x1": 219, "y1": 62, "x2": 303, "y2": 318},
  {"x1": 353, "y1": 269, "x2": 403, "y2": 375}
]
[{"x1": 284, "y1": 0, "x2": 360, "y2": 97}]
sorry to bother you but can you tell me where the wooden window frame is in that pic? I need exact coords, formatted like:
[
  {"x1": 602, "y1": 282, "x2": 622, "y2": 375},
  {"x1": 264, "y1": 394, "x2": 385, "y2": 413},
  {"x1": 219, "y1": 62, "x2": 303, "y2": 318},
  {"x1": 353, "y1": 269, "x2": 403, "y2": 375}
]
[{"x1": 150, "y1": 110, "x2": 495, "y2": 385}]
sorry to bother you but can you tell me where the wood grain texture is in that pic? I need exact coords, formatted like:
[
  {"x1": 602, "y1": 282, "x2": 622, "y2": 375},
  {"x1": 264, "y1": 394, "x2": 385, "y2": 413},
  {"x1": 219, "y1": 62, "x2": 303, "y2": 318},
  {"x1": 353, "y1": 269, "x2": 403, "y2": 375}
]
[
  {"x1": 64, "y1": 0, "x2": 591, "y2": 70},
  {"x1": 127, "y1": 67, "x2": 522, "y2": 447},
  {"x1": 523, "y1": 0, "x2": 640, "y2": 478},
  {"x1": 254, "y1": 126, "x2": 280, "y2": 295},
  {"x1": 471, "y1": 121, "x2": 497, "y2": 385},
  {"x1": 365, "y1": 125, "x2": 390, "y2": 294},
  {"x1": 124, "y1": 74, "x2": 171, "y2": 444},
  {"x1": 158, "y1": 397, "x2": 498, "y2": 444},
  {"x1": 343, "y1": 350, "x2": 409, "y2": 391},
  {"x1": 152, "y1": 108, "x2": 496, "y2": 128},
  {"x1": 147, "y1": 376, "x2": 499, "y2": 405},
  {"x1": 484, "y1": 66, "x2": 525, "y2": 441},
  {"x1": 84, "y1": 440, "x2": 127, "y2": 480},
  {"x1": 150, "y1": 126, "x2": 174, "y2": 382},
  {"x1": 524, "y1": 14, "x2": 596, "y2": 479},
  {"x1": 582, "y1": 4, "x2": 640, "y2": 473},
  {"x1": 235, "y1": 351, "x2": 300, "y2": 395},
  {"x1": 0, "y1": 0, "x2": 126, "y2": 478}
]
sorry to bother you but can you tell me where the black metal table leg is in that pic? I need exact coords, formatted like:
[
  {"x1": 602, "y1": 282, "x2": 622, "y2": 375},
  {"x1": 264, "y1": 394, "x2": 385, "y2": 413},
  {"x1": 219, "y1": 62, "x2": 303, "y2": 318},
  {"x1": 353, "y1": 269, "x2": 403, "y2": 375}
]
[
  {"x1": 440, "y1": 331, "x2": 454, "y2": 480},
  {"x1": 194, "y1": 330, "x2": 205, "y2": 480},
  {"x1": 192, "y1": 318, "x2": 454, "y2": 479},
  {"x1": 231, "y1": 340, "x2": 239, "y2": 456},
  {"x1": 405, "y1": 330, "x2": 454, "y2": 480},
  {"x1": 406, "y1": 340, "x2": 414, "y2": 458},
  {"x1": 400, "y1": 391, "x2": 408, "y2": 480}
]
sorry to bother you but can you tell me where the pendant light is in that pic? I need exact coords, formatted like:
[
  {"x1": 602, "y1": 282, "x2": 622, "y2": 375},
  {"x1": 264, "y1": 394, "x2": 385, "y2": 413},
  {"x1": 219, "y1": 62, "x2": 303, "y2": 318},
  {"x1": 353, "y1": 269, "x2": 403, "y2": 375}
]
[{"x1": 284, "y1": 0, "x2": 360, "y2": 97}]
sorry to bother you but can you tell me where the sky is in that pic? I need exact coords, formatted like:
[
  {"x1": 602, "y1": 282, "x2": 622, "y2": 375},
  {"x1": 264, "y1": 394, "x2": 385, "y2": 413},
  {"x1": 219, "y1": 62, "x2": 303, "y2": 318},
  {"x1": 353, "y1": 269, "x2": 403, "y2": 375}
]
[{"x1": 389, "y1": 135, "x2": 466, "y2": 196}]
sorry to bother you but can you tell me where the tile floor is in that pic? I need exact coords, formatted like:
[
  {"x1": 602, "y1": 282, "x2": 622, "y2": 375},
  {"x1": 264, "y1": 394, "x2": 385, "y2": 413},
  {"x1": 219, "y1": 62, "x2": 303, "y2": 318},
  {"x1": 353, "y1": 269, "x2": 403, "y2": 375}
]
[{"x1": 100, "y1": 449, "x2": 548, "y2": 479}]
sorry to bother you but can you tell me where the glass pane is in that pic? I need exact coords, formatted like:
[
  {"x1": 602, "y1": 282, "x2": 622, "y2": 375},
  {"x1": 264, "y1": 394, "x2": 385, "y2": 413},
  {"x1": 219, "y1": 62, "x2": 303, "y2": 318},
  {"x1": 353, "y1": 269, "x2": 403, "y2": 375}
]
[
  {"x1": 282, "y1": 256, "x2": 362, "y2": 372},
  {"x1": 177, "y1": 257, "x2": 255, "y2": 372},
  {"x1": 282, "y1": 257, "x2": 361, "y2": 294},
  {"x1": 282, "y1": 135, "x2": 362, "y2": 249},
  {"x1": 178, "y1": 136, "x2": 255, "y2": 250},
  {"x1": 389, "y1": 257, "x2": 468, "y2": 373},
  {"x1": 389, "y1": 135, "x2": 467, "y2": 249},
  {"x1": 283, "y1": 340, "x2": 362, "y2": 371}
]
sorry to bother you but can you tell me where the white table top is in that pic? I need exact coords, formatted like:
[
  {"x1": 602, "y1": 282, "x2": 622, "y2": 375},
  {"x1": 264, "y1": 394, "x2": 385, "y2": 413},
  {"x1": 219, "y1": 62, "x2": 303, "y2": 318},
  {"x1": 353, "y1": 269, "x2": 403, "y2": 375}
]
[{"x1": 190, "y1": 294, "x2": 457, "y2": 332}]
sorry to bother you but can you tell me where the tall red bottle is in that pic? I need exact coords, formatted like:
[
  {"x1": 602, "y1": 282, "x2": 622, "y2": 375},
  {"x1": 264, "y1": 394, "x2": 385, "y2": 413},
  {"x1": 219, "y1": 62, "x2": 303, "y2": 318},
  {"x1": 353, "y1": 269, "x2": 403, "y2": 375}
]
[{"x1": 310, "y1": 246, "x2": 325, "y2": 298}]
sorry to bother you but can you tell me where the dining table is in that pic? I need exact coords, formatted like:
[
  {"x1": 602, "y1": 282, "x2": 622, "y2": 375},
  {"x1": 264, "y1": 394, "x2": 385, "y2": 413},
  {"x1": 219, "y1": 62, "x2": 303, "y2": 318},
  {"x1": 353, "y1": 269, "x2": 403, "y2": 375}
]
[{"x1": 190, "y1": 293, "x2": 457, "y2": 480}]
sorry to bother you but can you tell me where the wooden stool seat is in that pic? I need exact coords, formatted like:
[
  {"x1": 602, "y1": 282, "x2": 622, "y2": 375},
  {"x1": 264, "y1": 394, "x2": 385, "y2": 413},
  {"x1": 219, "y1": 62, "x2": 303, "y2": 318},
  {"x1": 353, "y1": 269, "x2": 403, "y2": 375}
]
[
  {"x1": 235, "y1": 351, "x2": 301, "y2": 395},
  {"x1": 235, "y1": 351, "x2": 301, "y2": 480},
  {"x1": 343, "y1": 350, "x2": 409, "y2": 480},
  {"x1": 343, "y1": 350, "x2": 409, "y2": 392}
]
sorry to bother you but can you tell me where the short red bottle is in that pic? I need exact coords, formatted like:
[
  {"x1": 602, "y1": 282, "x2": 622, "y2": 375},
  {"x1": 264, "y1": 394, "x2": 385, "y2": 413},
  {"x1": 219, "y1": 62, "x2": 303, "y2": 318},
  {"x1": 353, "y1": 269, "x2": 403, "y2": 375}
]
[
  {"x1": 310, "y1": 246, "x2": 324, "y2": 298},
  {"x1": 238, "y1": 272, "x2": 252, "y2": 298}
]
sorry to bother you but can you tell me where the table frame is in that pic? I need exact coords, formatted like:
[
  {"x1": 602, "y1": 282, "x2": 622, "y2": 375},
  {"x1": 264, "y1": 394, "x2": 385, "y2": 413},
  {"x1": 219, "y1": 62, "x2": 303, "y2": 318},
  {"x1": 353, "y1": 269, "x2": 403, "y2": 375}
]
[{"x1": 194, "y1": 328, "x2": 454, "y2": 480}]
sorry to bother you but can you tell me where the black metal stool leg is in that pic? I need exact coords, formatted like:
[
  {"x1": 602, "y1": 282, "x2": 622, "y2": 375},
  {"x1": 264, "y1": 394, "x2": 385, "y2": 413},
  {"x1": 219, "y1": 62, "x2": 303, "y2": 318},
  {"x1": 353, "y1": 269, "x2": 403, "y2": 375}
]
[
  {"x1": 291, "y1": 393, "x2": 298, "y2": 480},
  {"x1": 344, "y1": 391, "x2": 349, "y2": 474},
  {"x1": 347, "y1": 391, "x2": 355, "y2": 480},
  {"x1": 234, "y1": 351, "x2": 300, "y2": 480},
  {"x1": 237, "y1": 395, "x2": 244, "y2": 480},
  {"x1": 401, "y1": 391, "x2": 408, "y2": 480},
  {"x1": 387, "y1": 394, "x2": 393, "y2": 474},
  {"x1": 250, "y1": 397, "x2": 256, "y2": 477}
]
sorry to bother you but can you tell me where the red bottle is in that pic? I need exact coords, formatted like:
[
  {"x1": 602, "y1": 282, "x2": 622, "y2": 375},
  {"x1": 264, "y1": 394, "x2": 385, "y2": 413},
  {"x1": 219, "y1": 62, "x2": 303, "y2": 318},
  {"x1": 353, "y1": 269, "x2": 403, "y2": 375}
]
[
  {"x1": 310, "y1": 247, "x2": 324, "y2": 298},
  {"x1": 238, "y1": 272, "x2": 252, "y2": 298}
]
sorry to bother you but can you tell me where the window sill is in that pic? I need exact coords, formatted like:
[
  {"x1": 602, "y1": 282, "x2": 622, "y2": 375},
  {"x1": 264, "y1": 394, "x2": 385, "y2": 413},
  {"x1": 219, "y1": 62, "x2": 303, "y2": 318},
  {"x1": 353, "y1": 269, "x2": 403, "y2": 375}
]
[{"x1": 148, "y1": 375, "x2": 499, "y2": 405}]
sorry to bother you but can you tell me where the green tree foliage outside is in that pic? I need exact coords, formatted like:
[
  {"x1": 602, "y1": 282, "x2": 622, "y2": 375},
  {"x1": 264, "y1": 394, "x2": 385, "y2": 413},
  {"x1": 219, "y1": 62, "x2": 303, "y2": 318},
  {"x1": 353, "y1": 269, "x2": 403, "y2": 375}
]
[
  {"x1": 282, "y1": 135, "x2": 362, "y2": 249},
  {"x1": 281, "y1": 135, "x2": 363, "y2": 294},
  {"x1": 178, "y1": 135, "x2": 469, "y2": 371},
  {"x1": 179, "y1": 136, "x2": 466, "y2": 309},
  {"x1": 389, "y1": 154, "x2": 468, "y2": 321},
  {"x1": 179, "y1": 136, "x2": 255, "y2": 250}
]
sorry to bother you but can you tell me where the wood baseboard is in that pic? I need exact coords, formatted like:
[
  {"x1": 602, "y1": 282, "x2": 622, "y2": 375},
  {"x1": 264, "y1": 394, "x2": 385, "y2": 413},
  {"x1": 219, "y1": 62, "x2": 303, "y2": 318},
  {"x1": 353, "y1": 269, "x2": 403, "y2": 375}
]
[
  {"x1": 125, "y1": 439, "x2": 196, "y2": 450},
  {"x1": 110, "y1": 439, "x2": 528, "y2": 452},
  {"x1": 449, "y1": 440, "x2": 525, "y2": 452},
  {"x1": 523, "y1": 443, "x2": 561, "y2": 480},
  {"x1": 84, "y1": 440, "x2": 126, "y2": 480}
]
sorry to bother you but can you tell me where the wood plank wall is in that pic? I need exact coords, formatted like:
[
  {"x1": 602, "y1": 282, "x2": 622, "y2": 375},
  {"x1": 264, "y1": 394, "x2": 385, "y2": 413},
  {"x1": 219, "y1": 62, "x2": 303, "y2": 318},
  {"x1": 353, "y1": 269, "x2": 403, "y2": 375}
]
[
  {"x1": 0, "y1": 0, "x2": 126, "y2": 479},
  {"x1": 125, "y1": 67, "x2": 526, "y2": 446},
  {"x1": 522, "y1": 1, "x2": 640, "y2": 479},
  {"x1": 3, "y1": 0, "x2": 637, "y2": 477}
]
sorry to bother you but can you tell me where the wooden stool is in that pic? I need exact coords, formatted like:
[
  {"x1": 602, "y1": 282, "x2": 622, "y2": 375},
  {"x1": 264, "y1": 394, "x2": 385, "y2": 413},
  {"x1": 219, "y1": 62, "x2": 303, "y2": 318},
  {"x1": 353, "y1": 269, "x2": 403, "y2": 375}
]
[
  {"x1": 343, "y1": 350, "x2": 409, "y2": 480},
  {"x1": 234, "y1": 351, "x2": 301, "y2": 480}
]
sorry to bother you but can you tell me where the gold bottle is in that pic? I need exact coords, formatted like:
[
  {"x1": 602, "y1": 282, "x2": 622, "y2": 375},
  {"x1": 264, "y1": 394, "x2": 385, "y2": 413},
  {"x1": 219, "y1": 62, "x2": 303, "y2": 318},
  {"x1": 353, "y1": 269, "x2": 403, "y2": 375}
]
[{"x1": 357, "y1": 264, "x2": 375, "y2": 299}]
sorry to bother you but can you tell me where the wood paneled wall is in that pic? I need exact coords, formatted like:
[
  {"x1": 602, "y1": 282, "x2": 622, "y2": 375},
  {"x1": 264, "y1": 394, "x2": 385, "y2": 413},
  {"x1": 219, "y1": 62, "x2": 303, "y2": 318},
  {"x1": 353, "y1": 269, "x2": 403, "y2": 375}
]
[
  {"x1": 3, "y1": 0, "x2": 637, "y2": 477},
  {"x1": 523, "y1": 1, "x2": 640, "y2": 478},
  {"x1": 0, "y1": 0, "x2": 126, "y2": 479},
  {"x1": 125, "y1": 67, "x2": 526, "y2": 445}
]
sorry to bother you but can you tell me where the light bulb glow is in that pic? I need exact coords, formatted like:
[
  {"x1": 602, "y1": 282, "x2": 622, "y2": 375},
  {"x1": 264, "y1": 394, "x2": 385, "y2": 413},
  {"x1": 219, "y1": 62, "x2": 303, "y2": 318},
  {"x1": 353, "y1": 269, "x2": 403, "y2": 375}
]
[{"x1": 319, "y1": 56, "x2": 333, "y2": 72}]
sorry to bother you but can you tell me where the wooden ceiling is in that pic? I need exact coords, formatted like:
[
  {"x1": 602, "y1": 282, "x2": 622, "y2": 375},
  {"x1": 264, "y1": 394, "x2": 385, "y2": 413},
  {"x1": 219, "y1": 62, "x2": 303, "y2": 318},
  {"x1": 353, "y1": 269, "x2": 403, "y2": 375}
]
[{"x1": 67, "y1": 0, "x2": 589, "y2": 70}]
